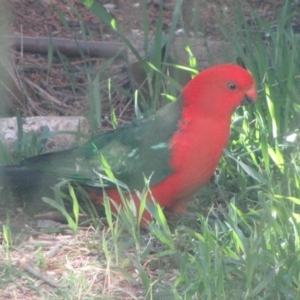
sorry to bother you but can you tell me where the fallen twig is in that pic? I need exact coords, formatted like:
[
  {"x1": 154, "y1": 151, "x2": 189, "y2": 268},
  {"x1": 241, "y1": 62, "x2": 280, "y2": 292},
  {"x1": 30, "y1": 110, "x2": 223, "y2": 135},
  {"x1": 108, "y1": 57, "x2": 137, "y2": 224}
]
[
  {"x1": 24, "y1": 263, "x2": 61, "y2": 288},
  {"x1": 2, "y1": 35, "x2": 127, "y2": 59}
]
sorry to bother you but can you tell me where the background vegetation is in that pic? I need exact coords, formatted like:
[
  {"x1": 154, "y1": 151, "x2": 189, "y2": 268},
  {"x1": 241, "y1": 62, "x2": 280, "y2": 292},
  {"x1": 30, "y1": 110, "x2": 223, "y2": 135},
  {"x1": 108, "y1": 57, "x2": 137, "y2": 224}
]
[{"x1": 1, "y1": 0, "x2": 300, "y2": 299}]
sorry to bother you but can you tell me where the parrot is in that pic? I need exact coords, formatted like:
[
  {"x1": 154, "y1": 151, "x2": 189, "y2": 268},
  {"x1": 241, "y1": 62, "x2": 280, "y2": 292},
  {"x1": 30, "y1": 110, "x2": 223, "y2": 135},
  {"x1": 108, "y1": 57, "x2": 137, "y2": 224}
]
[{"x1": 0, "y1": 64, "x2": 257, "y2": 225}]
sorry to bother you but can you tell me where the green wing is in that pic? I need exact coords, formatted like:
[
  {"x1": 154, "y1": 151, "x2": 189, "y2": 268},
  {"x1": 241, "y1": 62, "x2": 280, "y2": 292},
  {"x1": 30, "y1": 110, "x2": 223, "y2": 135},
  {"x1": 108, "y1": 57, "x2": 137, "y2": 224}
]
[{"x1": 22, "y1": 100, "x2": 182, "y2": 190}]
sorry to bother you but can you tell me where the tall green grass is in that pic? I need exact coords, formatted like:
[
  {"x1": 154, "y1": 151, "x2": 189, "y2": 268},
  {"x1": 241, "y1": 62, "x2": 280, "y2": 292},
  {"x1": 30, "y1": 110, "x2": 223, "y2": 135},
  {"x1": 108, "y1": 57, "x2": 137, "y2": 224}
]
[
  {"x1": 82, "y1": 1, "x2": 300, "y2": 298},
  {"x1": 2, "y1": 0, "x2": 300, "y2": 298}
]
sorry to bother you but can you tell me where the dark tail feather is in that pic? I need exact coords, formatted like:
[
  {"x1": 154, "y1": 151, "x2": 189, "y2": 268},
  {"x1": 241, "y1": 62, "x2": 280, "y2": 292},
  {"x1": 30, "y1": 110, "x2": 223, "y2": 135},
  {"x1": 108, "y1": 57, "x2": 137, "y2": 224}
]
[{"x1": 0, "y1": 165, "x2": 57, "y2": 187}]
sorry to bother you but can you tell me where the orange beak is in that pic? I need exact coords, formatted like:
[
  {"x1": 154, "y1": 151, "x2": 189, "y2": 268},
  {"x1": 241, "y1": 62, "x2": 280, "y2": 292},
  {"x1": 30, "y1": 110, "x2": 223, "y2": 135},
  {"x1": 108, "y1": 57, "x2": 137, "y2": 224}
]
[{"x1": 242, "y1": 86, "x2": 257, "y2": 105}]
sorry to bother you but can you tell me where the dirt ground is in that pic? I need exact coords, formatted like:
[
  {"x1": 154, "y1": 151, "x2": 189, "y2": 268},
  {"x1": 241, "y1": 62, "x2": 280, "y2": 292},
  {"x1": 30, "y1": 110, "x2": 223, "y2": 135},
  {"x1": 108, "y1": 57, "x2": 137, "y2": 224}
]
[{"x1": 0, "y1": 0, "x2": 295, "y2": 299}]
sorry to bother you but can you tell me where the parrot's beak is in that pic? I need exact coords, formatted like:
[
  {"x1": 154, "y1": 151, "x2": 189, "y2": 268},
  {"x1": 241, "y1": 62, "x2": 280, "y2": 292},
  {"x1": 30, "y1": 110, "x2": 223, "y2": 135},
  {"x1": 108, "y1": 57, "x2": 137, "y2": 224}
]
[{"x1": 242, "y1": 86, "x2": 257, "y2": 105}]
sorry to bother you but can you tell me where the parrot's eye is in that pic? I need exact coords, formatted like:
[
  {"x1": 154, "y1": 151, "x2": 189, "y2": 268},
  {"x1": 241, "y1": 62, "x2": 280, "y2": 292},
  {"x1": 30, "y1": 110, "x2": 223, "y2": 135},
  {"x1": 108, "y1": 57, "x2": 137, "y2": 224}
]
[{"x1": 227, "y1": 82, "x2": 237, "y2": 90}]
